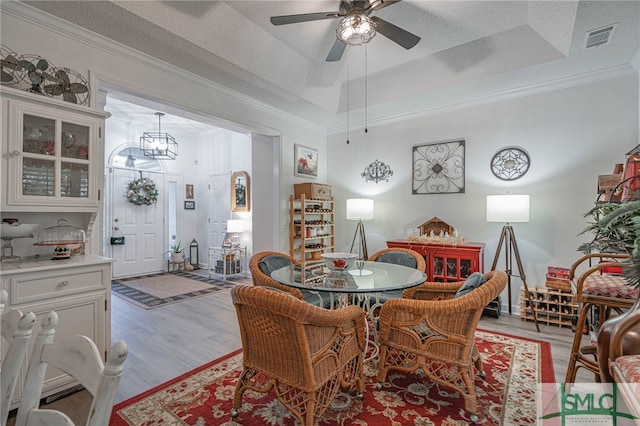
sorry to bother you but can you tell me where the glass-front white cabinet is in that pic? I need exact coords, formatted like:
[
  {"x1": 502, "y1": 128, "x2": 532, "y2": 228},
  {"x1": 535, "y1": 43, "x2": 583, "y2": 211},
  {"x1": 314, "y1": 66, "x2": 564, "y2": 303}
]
[{"x1": 1, "y1": 87, "x2": 110, "y2": 212}]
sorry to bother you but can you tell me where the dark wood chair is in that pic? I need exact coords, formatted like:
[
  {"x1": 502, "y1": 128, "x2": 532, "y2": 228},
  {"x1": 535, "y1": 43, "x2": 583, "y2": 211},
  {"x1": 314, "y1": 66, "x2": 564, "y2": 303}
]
[{"x1": 602, "y1": 306, "x2": 640, "y2": 418}]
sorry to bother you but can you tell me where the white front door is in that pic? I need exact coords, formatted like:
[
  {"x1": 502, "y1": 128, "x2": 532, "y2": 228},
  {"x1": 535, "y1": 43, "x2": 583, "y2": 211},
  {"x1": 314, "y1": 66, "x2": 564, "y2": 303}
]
[
  {"x1": 208, "y1": 173, "x2": 230, "y2": 248},
  {"x1": 109, "y1": 167, "x2": 165, "y2": 278}
]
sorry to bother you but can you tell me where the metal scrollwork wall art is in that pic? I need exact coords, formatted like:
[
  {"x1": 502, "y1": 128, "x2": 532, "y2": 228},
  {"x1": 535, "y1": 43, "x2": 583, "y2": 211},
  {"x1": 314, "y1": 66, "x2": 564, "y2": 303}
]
[
  {"x1": 361, "y1": 159, "x2": 393, "y2": 183},
  {"x1": 490, "y1": 146, "x2": 530, "y2": 181},
  {"x1": 412, "y1": 139, "x2": 465, "y2": 194}
]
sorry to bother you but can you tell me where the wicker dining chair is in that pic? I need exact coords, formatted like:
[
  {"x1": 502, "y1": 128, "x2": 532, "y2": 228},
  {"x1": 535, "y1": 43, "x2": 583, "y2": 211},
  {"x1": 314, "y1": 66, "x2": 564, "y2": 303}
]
[
  {"x1": 367, "y1": 247, "x2": 427, "y2": 273},
  {"x1": 376, "y1": 270, "x2": 507, "y2": 424},
  {"x1": 249, "y1": 250, "x2": 328, "y2": 307},
  {"x1": 367, "y1": 248, "x2": 426, "y2": 304},
  {"x1": 230, "y1": 285, "x2": 366, "y2": 425}
]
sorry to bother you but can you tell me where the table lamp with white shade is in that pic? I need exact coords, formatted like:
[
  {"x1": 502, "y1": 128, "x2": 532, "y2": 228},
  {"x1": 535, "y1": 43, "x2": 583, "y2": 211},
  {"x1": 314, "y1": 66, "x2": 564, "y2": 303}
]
[
  {"x1": 486, "y1": 194, "x2": 539, "y2": 331},
  {"x1": 226, "y1": 219, "x2": 244, "y2": 247},
  {"x1": 346, "y1": 198, "x2": 374, "y2": 260}
]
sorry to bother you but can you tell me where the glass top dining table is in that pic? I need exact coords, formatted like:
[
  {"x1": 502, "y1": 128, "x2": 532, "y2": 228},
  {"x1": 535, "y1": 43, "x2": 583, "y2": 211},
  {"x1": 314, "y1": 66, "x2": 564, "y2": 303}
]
[
  {"x1": 272, "y1": 260, "x2": 427, "y2": 362},
  {"x1": 270, "y1": 261, "x2": 427, "y2": 294}
]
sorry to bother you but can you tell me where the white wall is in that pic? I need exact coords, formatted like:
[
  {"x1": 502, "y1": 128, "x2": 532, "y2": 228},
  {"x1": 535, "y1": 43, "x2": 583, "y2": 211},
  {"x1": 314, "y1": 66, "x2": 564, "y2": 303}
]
[
  {"x1": 328, "y1": 73, "x2": 639, "y2": 310},
  {"x1": 1, "y1": 2, "x2": 327, "y2": 257},
  {"x1": 3, "y1": 3, "x2": 638, "y2": 311}
]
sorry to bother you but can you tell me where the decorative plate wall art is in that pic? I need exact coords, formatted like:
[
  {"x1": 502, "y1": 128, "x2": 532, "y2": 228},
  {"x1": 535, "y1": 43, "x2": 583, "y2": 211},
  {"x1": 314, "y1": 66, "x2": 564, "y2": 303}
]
[
  {"x1": 412, "y1": 139, "x2": 465, "y2": 194},
  {"x1": 490, "y1": 147, "x2": 530, "y2": 181}
]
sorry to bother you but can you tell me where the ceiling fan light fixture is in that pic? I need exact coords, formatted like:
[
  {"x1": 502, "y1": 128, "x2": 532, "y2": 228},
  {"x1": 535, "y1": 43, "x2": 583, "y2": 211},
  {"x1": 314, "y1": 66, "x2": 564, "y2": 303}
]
[
  {"x1": 140, "y1": 112, "x2": 178, "y2": 160},
  {"x1": 337, "y1": 13, "x2": 376, "y2": 46}
]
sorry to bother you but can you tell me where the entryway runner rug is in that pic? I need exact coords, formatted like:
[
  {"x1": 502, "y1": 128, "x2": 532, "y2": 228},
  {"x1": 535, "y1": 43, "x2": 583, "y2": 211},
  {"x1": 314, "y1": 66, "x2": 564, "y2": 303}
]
[
  {"x1": 112, "y1": 272, "x2": 251, "y2": 309},
  {"x1": 111, "y1": 329, "x2": 554, "y2": 425}
]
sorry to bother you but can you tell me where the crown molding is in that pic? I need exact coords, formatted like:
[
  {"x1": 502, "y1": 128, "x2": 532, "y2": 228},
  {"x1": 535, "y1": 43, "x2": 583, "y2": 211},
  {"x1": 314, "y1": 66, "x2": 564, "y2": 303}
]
[
  {"x1": 327, "y1": 64, "x2": 637, "y2": 135},
  {"x1": 1, "y1": 1, "x2": 326, "y2": 136}
]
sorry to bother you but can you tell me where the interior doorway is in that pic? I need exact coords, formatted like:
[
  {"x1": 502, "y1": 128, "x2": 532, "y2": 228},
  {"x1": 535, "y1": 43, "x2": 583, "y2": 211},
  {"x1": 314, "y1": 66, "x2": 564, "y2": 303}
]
[
  {"x1": 208, "y1": 172, "x2": 231, "y2": 248},
  {"x1": 98, "y1": 86, "x2": 280, "y2": 276}
]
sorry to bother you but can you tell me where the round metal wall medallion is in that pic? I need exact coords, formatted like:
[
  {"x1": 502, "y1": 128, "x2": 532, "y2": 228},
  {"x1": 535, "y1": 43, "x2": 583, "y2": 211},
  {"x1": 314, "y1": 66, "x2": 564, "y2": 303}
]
[{"x1": 491, "y1": 147, "x2": 530, "y2": 181}]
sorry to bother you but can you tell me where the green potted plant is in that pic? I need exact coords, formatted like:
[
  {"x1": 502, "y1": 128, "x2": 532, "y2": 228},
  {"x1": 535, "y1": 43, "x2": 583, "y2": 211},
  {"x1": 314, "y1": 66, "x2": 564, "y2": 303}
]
[{"x1": 166, "y1": 241, "x2": 184, "y2": 262}]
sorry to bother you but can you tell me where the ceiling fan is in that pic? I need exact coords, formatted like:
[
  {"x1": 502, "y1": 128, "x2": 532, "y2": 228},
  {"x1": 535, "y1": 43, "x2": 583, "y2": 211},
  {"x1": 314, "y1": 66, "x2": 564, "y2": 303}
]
[{"x1": 270, "y1": 0, "x2": 420, "y2": 62}]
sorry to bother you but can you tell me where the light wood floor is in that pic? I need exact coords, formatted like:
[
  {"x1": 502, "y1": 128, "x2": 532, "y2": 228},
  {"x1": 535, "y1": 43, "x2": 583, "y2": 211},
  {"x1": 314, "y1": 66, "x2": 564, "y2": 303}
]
[{"x1": 7, "y1": 276, "x2": 597, "y2": 425}]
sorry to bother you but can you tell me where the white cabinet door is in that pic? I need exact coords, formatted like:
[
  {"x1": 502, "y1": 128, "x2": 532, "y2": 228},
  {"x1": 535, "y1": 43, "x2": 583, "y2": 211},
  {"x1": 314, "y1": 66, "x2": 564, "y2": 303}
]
[
  {"x1": 1, "y1": 257, "x2": 111, "y2": 409},
  {"x1": 10, "y1": 293, "x2": 106, "y2": 405},
  {"x1": 1, "y1": 87, "x2": 109, "y2": 212}
]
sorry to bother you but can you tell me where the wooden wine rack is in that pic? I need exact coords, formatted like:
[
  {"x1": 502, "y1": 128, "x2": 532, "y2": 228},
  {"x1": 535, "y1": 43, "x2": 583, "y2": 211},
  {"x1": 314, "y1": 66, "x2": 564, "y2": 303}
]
[{"x1": 520, "y1": 286, "x2": 578, "y2": 329}]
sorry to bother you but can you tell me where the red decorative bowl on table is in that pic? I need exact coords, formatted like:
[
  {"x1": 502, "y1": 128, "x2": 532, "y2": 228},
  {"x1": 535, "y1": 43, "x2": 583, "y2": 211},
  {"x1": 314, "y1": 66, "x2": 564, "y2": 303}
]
[{"x1": 321, "y1": 252, "x2": 358, "y2": 272}]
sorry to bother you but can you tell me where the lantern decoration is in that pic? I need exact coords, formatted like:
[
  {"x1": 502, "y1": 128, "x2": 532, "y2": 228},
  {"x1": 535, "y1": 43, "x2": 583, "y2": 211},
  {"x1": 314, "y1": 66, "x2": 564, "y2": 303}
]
[{"x1": 189, "y1": 238, "x2": 199, "y2": 268}]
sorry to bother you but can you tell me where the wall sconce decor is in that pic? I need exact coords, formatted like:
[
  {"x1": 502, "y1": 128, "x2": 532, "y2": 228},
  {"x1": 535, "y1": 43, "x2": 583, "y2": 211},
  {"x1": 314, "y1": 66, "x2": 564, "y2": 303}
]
[
  {"x1": 231, "y1": 171, "x2": 250, "y2": 212},
  {"x1": 361, "y1": 159, "x2": 393, "y2": 183}
]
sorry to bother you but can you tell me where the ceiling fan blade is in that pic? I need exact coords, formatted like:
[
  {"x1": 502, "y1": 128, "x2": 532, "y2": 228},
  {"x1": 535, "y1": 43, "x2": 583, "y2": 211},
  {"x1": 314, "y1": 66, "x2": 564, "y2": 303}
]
[
  {"x1": 326, "y1": 39, "x2": 347, "y2": 62},
  {"x1": 371, "y1": 16, "x2": 420, "y2": 49},
  {"x1": 271, "y1": 12, "x2": 339, "y2": 26},
  {"x1": 369, "y1": 0, "x2": 401, "y2": 11}
]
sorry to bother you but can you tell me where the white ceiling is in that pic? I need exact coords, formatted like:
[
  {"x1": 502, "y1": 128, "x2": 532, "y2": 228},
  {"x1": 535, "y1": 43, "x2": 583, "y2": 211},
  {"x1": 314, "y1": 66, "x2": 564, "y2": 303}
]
[{"x1": 22, "y1": 1, "x2": 640, "y2": 129}]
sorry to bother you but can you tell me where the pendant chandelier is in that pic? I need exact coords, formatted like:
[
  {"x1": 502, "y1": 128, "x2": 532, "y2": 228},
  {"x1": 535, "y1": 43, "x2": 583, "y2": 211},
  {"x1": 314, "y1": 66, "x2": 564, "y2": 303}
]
[
  {"x1": 336, "y1": 12, "x2": 376, "y2": 46},
  {"x1": 140, "y1": 112, "x2": 178, "y2": 160}
]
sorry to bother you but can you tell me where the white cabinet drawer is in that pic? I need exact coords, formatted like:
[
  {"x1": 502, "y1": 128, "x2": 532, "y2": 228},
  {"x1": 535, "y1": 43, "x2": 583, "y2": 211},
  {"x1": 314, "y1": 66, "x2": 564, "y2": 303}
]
[{"x1": 9, "y1": 265, "x2": 108, "y2": 304}]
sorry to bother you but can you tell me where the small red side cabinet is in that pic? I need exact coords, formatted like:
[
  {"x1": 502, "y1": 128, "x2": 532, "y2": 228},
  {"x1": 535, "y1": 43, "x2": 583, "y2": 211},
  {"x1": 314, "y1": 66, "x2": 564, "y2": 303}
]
[{"x1": 386, "y1": 240, "x2": 485, "y2": 282}]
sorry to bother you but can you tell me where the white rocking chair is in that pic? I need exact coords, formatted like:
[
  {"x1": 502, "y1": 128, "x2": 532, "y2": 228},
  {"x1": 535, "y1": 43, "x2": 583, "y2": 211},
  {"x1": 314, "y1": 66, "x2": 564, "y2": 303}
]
[
  {"x1": 1, "y1": 290, "x2": 36, "y2": 426},
  {"x1": 15, "y1": 311, "x2": 127, "y2": 426}
]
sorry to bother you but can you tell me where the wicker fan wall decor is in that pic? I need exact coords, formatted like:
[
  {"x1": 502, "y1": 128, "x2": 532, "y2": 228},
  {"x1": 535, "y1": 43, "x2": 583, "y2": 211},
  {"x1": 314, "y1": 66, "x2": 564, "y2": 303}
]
[{"x1": 44, "y1": 67, "x2": 90, "y2": 105}]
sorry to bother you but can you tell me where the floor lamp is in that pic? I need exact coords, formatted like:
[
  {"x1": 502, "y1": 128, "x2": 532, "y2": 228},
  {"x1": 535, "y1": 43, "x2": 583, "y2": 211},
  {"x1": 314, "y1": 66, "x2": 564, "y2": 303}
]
[
  {"x1": 486, "y1": 194, "x2": 540, "y2": 332},
  {"x1": 346, "y1": 198, "x2": 374, "y2": 260}
]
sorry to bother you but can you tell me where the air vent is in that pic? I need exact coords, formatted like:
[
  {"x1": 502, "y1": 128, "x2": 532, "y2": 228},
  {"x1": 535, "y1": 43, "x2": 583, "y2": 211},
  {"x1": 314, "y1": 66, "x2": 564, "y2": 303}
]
[{"x1": 585, "y1": 24, "x2": 616, "y2": 49}]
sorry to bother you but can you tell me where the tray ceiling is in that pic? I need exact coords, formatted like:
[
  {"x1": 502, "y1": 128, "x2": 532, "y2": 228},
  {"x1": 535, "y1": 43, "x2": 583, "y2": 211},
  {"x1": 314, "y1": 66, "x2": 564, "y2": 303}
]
[{"x1": 18, "y1": 1, "x2": 640, "y2": 129}]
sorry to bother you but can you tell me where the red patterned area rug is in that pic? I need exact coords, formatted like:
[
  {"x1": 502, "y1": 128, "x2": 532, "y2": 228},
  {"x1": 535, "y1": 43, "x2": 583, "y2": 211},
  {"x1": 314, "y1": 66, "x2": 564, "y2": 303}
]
[{"x1": 111, "y1": 329, "x2": 554, "y2": 425}]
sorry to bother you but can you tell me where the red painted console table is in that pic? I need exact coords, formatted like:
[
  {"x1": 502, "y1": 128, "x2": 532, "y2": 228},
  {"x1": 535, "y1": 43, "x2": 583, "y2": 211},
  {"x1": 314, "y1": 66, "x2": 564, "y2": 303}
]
[{"x1": 386, "y1": 240, "x2": 485, "y2": 282}]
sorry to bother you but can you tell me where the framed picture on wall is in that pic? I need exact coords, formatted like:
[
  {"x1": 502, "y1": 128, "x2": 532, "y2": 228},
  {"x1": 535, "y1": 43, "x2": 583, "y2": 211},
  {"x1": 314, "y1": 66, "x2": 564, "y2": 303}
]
[
  {"x1": 412, "y1": 139, "x2": 465, "y2": 194},
  {"x1": 231, "y1": 171, "x2": 250, "y2": 212},
  {"x1": 185, "y1": 184, "x2": 194, "y2": 199},
  {"x1": 294, "y1": 144, "x2": 318, "y2": 177},
  {"x1": 184, "y1": 200, "x2": 195, "y2": 210}
]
